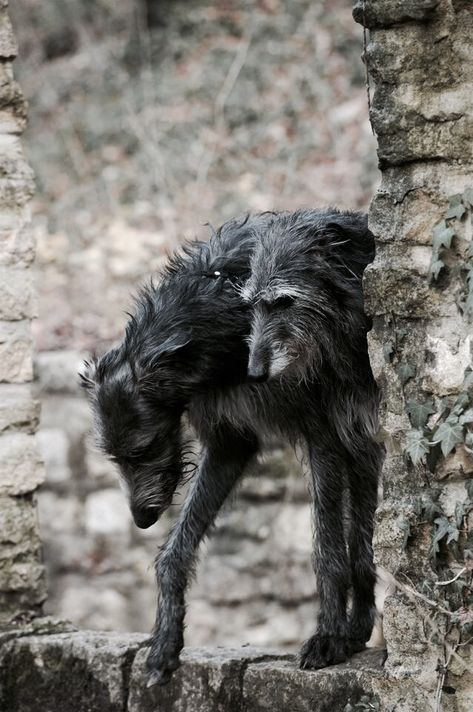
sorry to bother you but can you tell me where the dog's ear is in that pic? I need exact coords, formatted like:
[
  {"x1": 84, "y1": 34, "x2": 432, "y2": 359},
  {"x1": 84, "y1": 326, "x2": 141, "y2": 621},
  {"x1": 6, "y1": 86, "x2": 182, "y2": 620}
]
[
  {"x1": 324, "y1": 217, "x2": 375, "y2": 270},
  {"x1": 79, "y1": 358, "x2": 98, "y2": 392}
]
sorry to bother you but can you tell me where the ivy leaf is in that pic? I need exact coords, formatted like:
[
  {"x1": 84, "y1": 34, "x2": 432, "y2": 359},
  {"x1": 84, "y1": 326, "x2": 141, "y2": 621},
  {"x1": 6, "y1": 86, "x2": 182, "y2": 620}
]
[
  {"x1": 419, "y1": 492, "x2": 443, "y2": 522},
  {"x1": 431, "y1": 421, "x2": 464, "y2": 457},
  {"x1": 452, "y1": 391, "x2": 469, "y2": 414},
  {"x1": 406, "y1": 429, "x2": 430, "y2": 466},
  {"x1": 460, "y1": 408, "x2": 473, "y2": 425},
  {"x1": 406, "y1": 398, "x2": 435, "y2": 429},
  {"x1": 429, "y1": 258, "x2": 445, "y2": 281},
  {"x1": 445, "y1": 411, "x2": 460, "y2": 425},
  {"x1": 432, "y1": 222, "x2": 455, "y2": 253},
  {"x1": 396, "y1": 362, "x2": 415, "y2": 386},
  {"x1": 463, "y1": 187, "x2": 473, "y2": 207},
  {"x1": 448, "y1": 193, "x2": 464, "y2": 207},
  {"x1": 431, "y1": 516, "x2": 459, "y2": 561},
  {"x1": 445, "y1": 203, "x2": 466, "y2": 221}
]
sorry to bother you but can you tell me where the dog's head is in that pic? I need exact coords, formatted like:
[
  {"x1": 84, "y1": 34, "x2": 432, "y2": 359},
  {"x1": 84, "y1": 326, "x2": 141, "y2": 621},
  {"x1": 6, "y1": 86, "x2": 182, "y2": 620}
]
[
  {"x1": 80, "y1": 337, "x2": 190, "y2": 529},
  {"x1": 242, "y1": 210, "x2": 373, "y2": 382}
]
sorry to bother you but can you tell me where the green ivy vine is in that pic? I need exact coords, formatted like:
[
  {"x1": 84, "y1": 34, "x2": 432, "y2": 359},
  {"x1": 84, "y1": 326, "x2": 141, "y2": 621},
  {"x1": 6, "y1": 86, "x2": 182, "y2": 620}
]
[
  {"x1": 428, "y1": 187, "x2": 473, "y2": 316},
  {"x1": 393, "y1": 189, "x2": 473, "y2": 628}
]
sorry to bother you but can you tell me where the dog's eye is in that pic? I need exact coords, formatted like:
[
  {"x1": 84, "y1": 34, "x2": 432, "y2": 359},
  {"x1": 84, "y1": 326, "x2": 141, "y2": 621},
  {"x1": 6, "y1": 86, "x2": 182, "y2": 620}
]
[{"x1": 272, "y1": 295, "x2": 295, "y2": 309}]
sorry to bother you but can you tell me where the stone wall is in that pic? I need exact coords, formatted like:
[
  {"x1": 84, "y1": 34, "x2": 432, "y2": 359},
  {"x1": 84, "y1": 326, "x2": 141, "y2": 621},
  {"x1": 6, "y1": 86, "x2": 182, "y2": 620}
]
[
  {"x1": 0, "y1": 620, "x2": 385, "y2": 712},
  {"x1": 354, "y1": 1, "x2": 473, "y2": 710},
  {"x1": 0, "y1": 0, "x2": 46, "y2": 624}
]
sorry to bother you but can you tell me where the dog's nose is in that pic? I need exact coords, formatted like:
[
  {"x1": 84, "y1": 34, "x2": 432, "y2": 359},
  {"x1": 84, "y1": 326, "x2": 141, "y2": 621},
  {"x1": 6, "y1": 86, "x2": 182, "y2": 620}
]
[
  {"x1": 132, "y1": 506, "x2": 159, "y2": 529},
  {"x1": 247, "y1": 365, "x2": 269, "y2": 383}
]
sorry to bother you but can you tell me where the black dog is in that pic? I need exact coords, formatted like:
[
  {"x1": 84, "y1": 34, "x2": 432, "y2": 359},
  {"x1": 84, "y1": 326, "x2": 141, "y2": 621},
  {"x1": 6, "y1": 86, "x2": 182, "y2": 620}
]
[{"x1": 81, "y1": 209, "x2": 382, "y2": 685}]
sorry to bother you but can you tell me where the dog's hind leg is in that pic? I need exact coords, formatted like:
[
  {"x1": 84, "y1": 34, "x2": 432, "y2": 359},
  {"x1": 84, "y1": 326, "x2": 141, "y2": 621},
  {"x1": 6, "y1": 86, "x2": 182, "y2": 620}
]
[
  {"x1": 300, "y1": 441, "x2": 350, "y2": 669},
  {"x1": 345, "y1": 437, "x2": 382, "y2": 654},
  {"x1": 146, "y1": 426, "x2": 259, "y2": 686}
]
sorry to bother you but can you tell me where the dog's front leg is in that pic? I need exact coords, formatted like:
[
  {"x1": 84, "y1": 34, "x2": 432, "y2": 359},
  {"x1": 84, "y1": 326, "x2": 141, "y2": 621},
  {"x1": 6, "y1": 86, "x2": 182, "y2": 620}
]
[
  {"x1": 146, "y1": 430, "x2": 258, "y2": 686},
  {"x1": 300, "y1": 441, "x2": 350, "y2": 669}
]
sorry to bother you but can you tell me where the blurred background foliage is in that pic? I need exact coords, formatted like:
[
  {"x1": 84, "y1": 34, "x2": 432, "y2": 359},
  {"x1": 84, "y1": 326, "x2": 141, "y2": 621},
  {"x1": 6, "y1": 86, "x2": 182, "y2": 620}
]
[{"x1": 12, "y1": 0, "x2": 378, "y2": 354}]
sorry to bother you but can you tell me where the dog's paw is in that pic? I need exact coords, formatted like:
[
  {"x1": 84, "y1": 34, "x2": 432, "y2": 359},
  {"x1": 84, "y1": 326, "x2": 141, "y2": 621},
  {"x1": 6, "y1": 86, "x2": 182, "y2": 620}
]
[
  {"x1": 299, "y1": 633, "x2": 348, "y2": 670},
  {"x1": 346, "y1": 637, "x2": 367, "y2": 655},
  {"x1": 146, "y1": 639, "x2": 182, "y2": 687}
]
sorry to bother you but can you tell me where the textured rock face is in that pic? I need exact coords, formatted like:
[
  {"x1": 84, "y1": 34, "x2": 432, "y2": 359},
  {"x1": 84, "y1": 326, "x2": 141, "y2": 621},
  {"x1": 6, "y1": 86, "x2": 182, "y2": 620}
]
[
  {"x1": 0, "y1": 625, "x2": 384, "y2": 712},
  {"x1": 0, "y1": 0, "x2": 46, "y2": 623},
  {"x1": 355, "y1": 2, "x2": 473, "y2": 710}
]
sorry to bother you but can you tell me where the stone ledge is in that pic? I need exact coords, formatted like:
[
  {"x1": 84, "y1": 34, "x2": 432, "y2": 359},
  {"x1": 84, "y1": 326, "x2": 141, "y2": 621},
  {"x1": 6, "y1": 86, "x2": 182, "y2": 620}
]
[{"x1": 0, "y1": 624, "x2": 385, "y2": 712}]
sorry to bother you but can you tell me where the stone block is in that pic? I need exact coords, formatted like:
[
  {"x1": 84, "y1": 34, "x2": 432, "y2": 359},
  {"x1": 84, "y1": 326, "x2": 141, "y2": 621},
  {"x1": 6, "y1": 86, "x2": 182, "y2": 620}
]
[
  {"x1": 364, "y1": 261, "x2": 434, "y2": 318},
  {"x1": 186, "y1": 598, "x2": 315, "y2": 650},
  {"x1": 242, "y1": 649, "x2": 384, "y2": 712},
  {"x1": 84, "y1": 488, "x2": 131, "y2": 537},
  {"x1": 0, "y1": 9, "x2": 16, "y2": 58},
  {"x1": 0, "y1": 631, "x2": 146, "y2": 712},
  {"x1": 0, "y1": 206, "x2": 35, "y2": 266},
  {"x1": 50, "y1": 578, "x2": 131, "y2": 632},
  {"x1": 0, "y1": 134, "x2": 35, "y2": 209},
  {"x1": 0, "y1": 63, "x2": 26, "y2": 133},
  {"x1": 0, "y1": 383, "x2": 39, "y2": 433},
  {"x1": 128, "y1": 646, "x2": 289, "y2": 712},
  {"x1": 38, "y1": 491, "x2": 82, "y2": 537},
  {"x1": 128, "y1": 646, "x2": 384, "y2": 712},
  {"x1": 84, "y1": 443, "x2": 119, "y2": 487},
  {"x1": 0, "y1": 266, "x2": 36, "y2": 319},
  {"x1": 0, "y1": 432, "x2": 44, "y2": 495},
  {"x1": 36, "y1": 428, "x2": 72, "y2": 484},
  {"x1": 0, "y1": 319, "x2": 32, "y2": 382},
  {"x1": 34, "y1": 350, "x2": 89, "y2": 394},
  {"x1": 39, "y1": 395, "x2": 91, "y2": 446},
  {"x1": 353, "y1": 0, "x2": 440, "y2": 29},
  {"x1": 0, "y1": 494, "x2": 46, "y2": 617}
]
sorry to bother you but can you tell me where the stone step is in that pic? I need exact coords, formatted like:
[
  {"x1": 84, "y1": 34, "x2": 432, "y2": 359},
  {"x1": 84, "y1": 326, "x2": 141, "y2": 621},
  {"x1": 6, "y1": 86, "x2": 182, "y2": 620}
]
[{"x1": 0, "y1": 623, "x2": 385, "y2": 712}]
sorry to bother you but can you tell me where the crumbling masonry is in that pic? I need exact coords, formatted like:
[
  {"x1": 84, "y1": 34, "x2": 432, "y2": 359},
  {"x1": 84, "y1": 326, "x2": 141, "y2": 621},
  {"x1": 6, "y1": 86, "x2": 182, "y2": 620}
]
[
  {"x1": 1, "y1": 1, "x2": 473, "y2": 711},
  {"x1": 0, "y1": 1, "x2": 46, "y2": 624}
]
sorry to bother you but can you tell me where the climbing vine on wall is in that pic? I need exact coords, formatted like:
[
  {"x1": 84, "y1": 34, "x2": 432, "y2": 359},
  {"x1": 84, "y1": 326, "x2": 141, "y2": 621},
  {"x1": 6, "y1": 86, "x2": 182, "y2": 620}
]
[
  {"x1": 385, "y1": 191, "x2": 473, "y2": 696},
  {"x1": 428, "y1": 187, "x2": 473, "y2": 316}
]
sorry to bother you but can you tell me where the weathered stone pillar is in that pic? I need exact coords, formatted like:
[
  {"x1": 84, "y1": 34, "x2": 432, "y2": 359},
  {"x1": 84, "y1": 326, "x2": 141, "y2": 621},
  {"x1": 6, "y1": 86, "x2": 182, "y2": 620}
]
[
  {"x1": 354, "y1": 1, "x2": 473, "y2": 710},
  {"x1": 0, "y1": 1, "x2": 46, "y2": 623}
]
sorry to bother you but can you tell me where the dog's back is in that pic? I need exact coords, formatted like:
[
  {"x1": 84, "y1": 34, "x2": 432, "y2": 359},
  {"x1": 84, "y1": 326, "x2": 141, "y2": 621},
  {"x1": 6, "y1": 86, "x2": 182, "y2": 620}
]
[{"x1": 191, "y1": 208, "x2": 378, "y2": 450}]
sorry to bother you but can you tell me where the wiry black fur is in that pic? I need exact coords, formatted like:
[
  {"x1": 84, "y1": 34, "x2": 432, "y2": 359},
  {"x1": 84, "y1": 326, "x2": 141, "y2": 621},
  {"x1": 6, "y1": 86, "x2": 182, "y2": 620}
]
[{"x1": 81, "y1": 208, "x2": 383, "y2": 685}]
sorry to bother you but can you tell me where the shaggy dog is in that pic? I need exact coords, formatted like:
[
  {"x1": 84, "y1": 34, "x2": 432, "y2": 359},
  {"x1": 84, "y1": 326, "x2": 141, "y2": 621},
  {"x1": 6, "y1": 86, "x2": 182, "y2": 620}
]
[{"x1": 81, "y1": 209, "x2": 382, "y2": 685}]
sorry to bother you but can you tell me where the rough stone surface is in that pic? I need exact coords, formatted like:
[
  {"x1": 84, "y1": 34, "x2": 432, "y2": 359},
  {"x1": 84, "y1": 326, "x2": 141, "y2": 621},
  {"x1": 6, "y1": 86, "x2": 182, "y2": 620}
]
[
  {"x1": 0, "y1": 384, "x2": 39, "y2": 433},
  {"x1": 356, "y1": 1, "x2": 473, "y2": 709},
  {"x1": 242, "y1": 649, "x2": 384, "y2": 712},
  {"x1": 0, "y1": 432, "x2": 44, "y2": 495},
  {"x1": 0, "y1": 3, "x2": 45, "y2": 621},
  {"x1": 34, "y1": 350, "x2": 88, "y2": 394},
  {"x1": 0, "y1": 629, "x2": 385, "y2": 712},
  {"x1": 0, "y1": 494, "x2": 46, "y2": 620},
  {"x1": 0, "y1": 266, "x2": 36, "y2": 319},
  {"x1": 0, "y1": 630, "x2": 146, "y2": 712}
]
